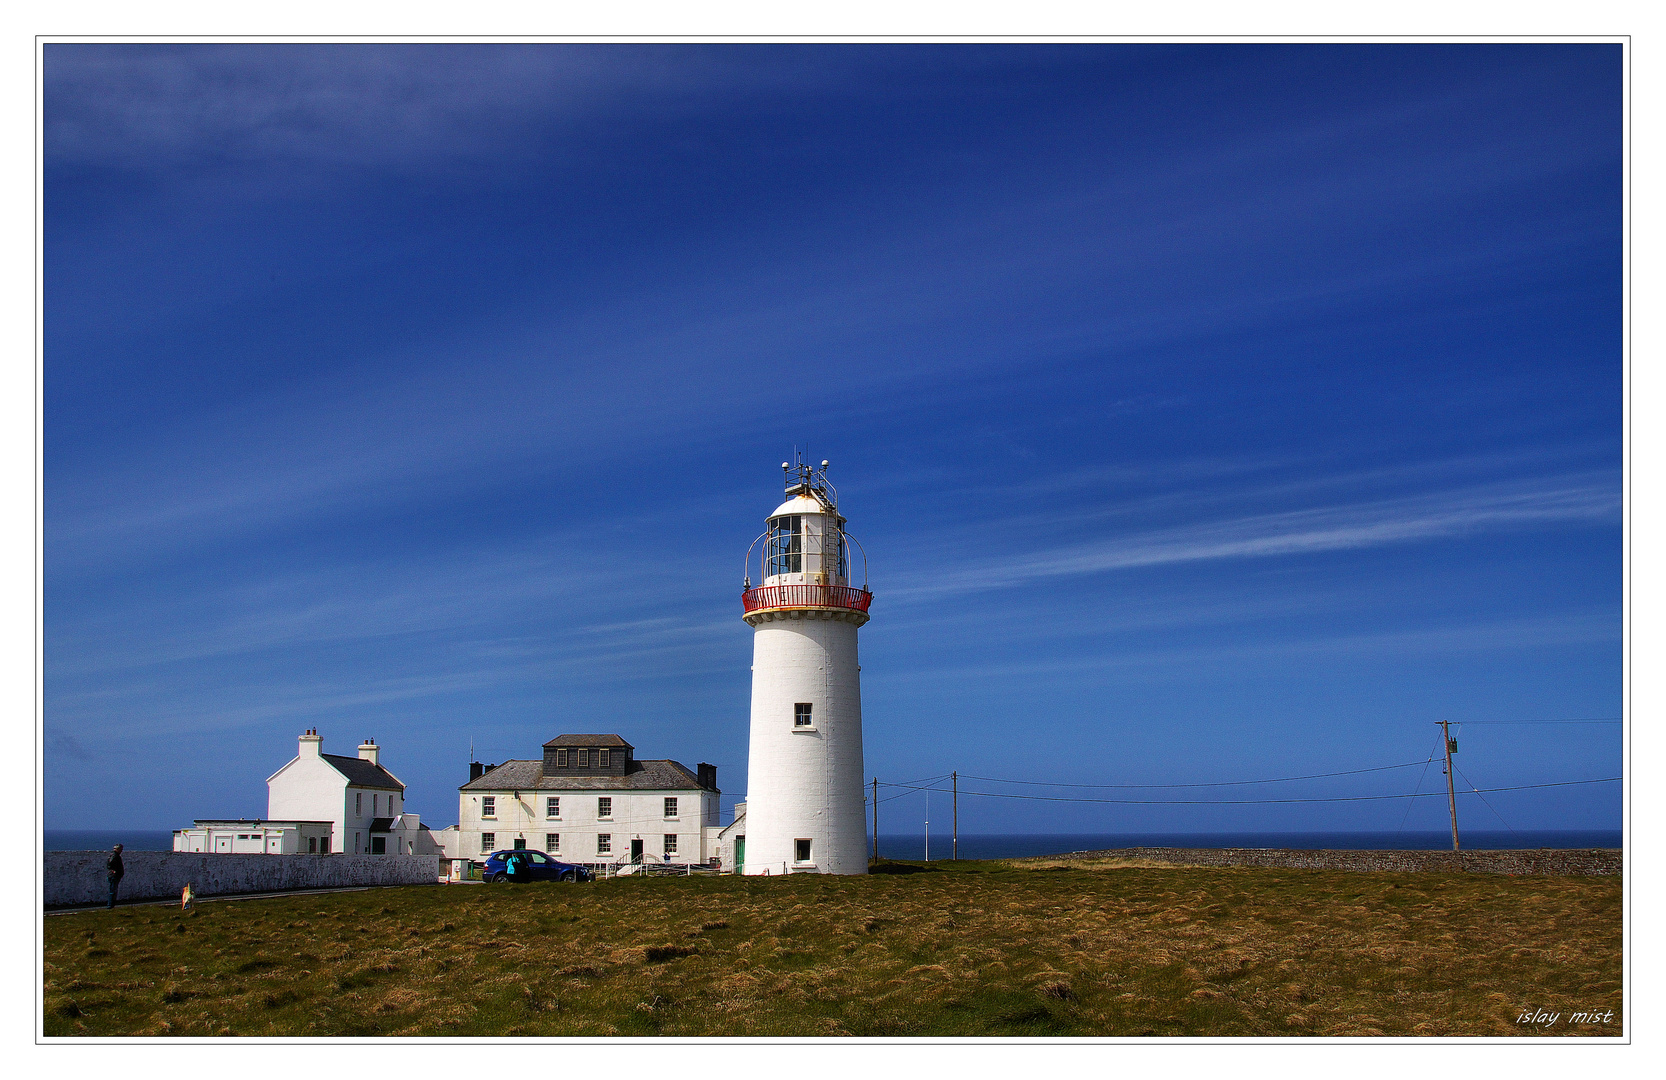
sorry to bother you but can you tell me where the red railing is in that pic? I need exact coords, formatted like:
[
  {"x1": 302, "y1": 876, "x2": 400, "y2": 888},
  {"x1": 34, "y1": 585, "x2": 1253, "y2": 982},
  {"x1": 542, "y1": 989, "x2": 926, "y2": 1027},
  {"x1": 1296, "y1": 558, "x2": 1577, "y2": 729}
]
[{"x1": 742, "y1": 584, "x2": 873, "y2": 614}]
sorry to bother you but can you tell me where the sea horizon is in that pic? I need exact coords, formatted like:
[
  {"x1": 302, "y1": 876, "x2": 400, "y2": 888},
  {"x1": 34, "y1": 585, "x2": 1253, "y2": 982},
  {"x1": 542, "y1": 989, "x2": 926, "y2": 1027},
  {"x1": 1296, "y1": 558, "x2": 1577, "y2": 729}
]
[{"x1": 44, "y1": 828, "x2": 1622, "y2": 857}]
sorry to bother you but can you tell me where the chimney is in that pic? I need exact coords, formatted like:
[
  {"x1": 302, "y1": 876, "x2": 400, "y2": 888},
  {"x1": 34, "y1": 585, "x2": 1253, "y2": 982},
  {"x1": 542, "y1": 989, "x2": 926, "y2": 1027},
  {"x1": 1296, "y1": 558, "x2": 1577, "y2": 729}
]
[
  {"x1": 299, "y1": 729, "x2": 322, "y2": 758},
  {"x1": 358, "y1": 738, "x2": 379, "y2": 766},
  {"x1": 470, "y1": 761, "x2": 485, "y2": 782},
  {"x1": 697, "y1": 762, "x2": 717, "y2": 791}
]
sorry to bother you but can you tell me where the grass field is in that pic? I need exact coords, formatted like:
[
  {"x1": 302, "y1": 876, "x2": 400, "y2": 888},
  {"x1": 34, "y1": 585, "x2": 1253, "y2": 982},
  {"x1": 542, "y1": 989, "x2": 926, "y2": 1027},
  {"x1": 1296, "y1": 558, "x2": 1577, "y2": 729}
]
[{"x1": 43, "y1": 859, "x2": 1622, "y2": 1037}]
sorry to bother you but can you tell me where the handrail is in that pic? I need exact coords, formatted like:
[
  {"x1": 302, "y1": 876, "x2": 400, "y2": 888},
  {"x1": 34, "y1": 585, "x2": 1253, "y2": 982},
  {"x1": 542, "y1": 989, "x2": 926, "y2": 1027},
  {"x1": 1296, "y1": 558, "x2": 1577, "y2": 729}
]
[
  {"x1": 743, "y1": 584, "x2": 873, "y2": 614},
  {"x1": 843, "y1": 530, "x2": 870, "y2": 590},
  {"x1": 742, "y1": 530, "x2": 768, "y2": 588}
]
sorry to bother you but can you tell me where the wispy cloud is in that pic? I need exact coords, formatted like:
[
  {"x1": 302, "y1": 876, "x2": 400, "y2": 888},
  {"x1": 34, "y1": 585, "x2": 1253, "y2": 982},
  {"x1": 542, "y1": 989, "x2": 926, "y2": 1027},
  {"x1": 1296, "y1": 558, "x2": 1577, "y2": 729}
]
[
  {"x1": 889, "y1": 473, "x2": 1619, "y2": 602},
  {"x1": 875, "y1": 609, "x2": 1620, "y2": 686}
]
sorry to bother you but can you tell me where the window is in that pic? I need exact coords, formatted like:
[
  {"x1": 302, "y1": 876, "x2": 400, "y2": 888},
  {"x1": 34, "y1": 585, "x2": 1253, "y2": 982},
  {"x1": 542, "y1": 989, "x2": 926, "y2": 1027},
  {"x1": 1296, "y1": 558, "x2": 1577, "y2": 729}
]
[
  {"x1": 373, "y1": 794, "x2": 380, "y2": 815},
  {"x1": 480, "y1": 832, "x2": 495, "y2": 853},
  {"x1": 663, "y1": 834, "x2": 678, "y2": 856},
  {"x1": 481, "y1": 796, "x2": 496, "y2": 818},
  {"x1": 767, "y1": 515, "x2": 803, "y2": 576},
  {"x1": 597, "y1": 833, "x2": 612, "y2": 855},
  {"x1": 664, "y1": 797, "x2": 679, "y2": 819},
  {"x1": 795, "y1": 838, "x2": 812, "y2": 863},
  {"x1": 599, "y1": 749, "x2": 610, "y2": 767},
  {"x1": 578, "y1": 749, "x2": 590, "y2": 767},
  {"x1": 370, "y1": 836, "x2": 386, "y2": 855},
  {"x1": 597, "y1": 797, "x2": 612, "y2": 818},
  {"x1": 546, "y1": 797, "x2": 559, "y2": 819},
  {"x1": 356, "y1": 792, "x2": 362, "y2": 814},
  {"x1": 795, "y1": 702, "x2": 814, "y2": 727},
  {"x1": 556, "y1": 748, "x2": 568, "y2": 767},
  {"x1": 308, "y1": 837, "x2": 317, "y2": 854},
  {"x1": 546, "y1": 833, "x2": 559, "y2": 853}
]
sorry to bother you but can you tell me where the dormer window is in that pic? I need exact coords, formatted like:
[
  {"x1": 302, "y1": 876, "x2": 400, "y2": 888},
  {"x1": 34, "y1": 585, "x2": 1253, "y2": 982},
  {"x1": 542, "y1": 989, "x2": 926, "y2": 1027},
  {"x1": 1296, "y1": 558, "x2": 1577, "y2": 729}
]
[
  {"x1": 599, "y1": 748, "x2": 610, "y2": 767},
  {"x1": 578, "y1": 749, "x2": 590, "y2": 767},
  {"x1": 556, "y1": 749, "x2": 568, "y2": 767}
]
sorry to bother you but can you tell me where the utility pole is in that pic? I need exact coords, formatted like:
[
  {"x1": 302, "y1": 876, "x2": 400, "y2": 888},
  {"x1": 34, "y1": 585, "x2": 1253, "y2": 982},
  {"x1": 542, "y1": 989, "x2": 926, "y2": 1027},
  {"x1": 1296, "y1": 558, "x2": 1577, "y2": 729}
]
[
  {"x1": 1440, "y1": 720, "x2": 1460, "y2": 851},
  {"x1": 952, "y1": 771, "x2": 959, "y2": 860},
  {"x1": 924, "y1": 789, "x2": 930, "y2": 862},
  {"x1": 872, "y1": 777, "x2": 879, "y2": 861}
]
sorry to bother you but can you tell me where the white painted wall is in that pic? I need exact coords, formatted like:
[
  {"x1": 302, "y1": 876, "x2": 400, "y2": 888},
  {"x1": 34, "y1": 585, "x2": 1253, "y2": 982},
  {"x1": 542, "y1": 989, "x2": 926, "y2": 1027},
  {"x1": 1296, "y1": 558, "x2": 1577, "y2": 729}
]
[
  {"x1": 744, "y1": 612, "x2": 867, "y2": 875},
  {"x1": 267, "y1": 753, "x2": 349, "y2": 851},
  {"x1": 45, "y1": 851, "x2": 441, "y2": 907}
]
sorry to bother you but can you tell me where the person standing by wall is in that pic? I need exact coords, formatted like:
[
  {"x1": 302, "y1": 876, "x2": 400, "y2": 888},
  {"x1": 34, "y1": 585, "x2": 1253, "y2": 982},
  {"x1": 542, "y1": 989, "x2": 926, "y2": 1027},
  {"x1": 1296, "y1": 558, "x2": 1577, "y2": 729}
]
[{"x1": 105, "y1": 845, "x2": 124, "y2": 909}]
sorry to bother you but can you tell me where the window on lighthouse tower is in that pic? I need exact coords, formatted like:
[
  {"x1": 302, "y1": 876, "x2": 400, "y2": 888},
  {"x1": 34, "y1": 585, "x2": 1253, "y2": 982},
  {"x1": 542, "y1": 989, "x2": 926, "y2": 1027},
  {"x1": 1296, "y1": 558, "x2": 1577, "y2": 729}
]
[
  {"x1": 767, "y1": 516, "x2": 803, "y2": 576},
  {"x1": 794, "y1": 703, "x2": 813, "y2": 727}
]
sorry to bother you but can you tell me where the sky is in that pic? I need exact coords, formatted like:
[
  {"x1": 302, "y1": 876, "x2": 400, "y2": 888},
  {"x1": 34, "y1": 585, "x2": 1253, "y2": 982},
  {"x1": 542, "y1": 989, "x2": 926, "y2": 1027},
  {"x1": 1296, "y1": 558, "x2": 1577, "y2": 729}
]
[{"x1": 44, "y1": 43, "x2": 1622, "y2": 837}]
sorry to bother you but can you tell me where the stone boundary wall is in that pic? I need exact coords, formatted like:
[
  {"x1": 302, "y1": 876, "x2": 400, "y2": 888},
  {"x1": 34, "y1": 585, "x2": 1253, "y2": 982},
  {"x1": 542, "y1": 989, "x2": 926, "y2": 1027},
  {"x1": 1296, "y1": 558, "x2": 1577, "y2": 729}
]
[
  {"x1": 1017, "y1": 847, "x2": 1622, "y2": 876},
  {"x1": 45, "y1": 851, "x2": 443, "y2": 908}
]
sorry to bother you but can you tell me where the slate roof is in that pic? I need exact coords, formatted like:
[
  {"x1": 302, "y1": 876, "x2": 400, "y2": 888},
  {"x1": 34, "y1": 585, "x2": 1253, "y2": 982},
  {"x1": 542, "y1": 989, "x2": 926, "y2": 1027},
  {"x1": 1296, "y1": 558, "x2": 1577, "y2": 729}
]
[
  {"x1": 542, "y1": 734, "x2": 634, "y2": 749},
  {"x1": 322, "y1": 753, "x2": 404, "y2": 791},
  {"x1": 460, "y1": 758, "x2": 712, "y2": 792},
  {"x1": 368, "y1": 817, "x2": 395, "y2": 833}
]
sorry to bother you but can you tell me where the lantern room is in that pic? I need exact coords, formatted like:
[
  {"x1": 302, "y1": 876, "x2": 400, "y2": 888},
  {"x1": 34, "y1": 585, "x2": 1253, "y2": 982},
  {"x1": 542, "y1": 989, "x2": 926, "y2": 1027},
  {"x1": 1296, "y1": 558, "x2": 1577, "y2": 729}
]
[
  {"x1": 743, "y1": 457, "x2": 871, "y2": 619},
  {"x1": 763, "y1": 496, "x2": 848, "y2": 586}
]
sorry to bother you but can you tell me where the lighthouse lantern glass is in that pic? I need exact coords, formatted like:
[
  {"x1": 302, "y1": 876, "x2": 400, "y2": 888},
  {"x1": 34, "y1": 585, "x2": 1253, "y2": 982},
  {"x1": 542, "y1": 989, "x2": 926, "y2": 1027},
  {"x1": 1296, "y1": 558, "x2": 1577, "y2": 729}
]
[{"x1": 767, "y1": 516, "x2": 803, "y2": 576}]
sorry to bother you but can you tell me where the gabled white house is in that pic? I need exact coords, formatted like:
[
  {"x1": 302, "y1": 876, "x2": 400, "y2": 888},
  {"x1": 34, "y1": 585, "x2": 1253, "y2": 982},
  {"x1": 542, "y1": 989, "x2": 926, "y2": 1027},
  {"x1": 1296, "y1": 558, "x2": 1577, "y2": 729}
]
[{"x1": 267, "y1": 729, "x2": 439, "y2": 856}]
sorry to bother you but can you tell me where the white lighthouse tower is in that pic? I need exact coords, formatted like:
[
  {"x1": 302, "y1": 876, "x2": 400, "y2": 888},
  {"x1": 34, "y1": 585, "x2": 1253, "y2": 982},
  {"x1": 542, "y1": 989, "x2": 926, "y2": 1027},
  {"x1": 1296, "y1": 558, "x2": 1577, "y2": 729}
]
[{"x1": 740, "y1": 456, "x2": 872, "y2": 875}]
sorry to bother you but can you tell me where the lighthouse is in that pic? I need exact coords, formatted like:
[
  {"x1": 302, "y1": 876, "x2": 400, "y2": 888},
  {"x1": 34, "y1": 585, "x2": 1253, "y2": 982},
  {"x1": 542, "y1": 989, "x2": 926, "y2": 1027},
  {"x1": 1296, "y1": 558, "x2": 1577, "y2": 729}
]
[{"x1": 740, "y1": 457, "x2": 872, "y2": 875}]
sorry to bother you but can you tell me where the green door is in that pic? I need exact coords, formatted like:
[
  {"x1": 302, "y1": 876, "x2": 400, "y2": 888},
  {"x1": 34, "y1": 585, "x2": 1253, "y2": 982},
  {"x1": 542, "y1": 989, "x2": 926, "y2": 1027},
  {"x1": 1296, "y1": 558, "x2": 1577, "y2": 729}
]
[{"x1": 735, "y1": 836, "x2": 745, "y2": 875}]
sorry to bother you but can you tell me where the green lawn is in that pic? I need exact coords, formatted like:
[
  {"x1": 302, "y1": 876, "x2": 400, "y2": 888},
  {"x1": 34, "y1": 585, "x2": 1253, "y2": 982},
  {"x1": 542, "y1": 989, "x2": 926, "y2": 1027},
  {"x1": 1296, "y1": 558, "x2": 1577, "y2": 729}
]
[{"x1": 43, "y1": 859, "x2": 1622, "y2": 1037}]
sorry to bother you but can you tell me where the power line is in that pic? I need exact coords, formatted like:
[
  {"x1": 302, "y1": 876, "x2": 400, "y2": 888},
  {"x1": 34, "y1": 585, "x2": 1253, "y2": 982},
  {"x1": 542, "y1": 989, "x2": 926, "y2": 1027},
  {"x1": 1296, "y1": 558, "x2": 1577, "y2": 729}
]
[
  {"x1": 887, "y1": 772, "x2": 952, "y2": 789},
  {"x1": 879, "y1": 776, "x2": 1619, "y2": 806},
  {"x1": 955, "y1": 759, "x2": 1435, "y2": 790},
  {"x1": 1453, "y1": 764, "x2": 1524, "y2": 843},
  {"x1": 1456, "y1": 718, "x2": 1621, "y2": 725},
  {"x1": 1395, "y1": 738, "x2": 1443, "y2": 836}
]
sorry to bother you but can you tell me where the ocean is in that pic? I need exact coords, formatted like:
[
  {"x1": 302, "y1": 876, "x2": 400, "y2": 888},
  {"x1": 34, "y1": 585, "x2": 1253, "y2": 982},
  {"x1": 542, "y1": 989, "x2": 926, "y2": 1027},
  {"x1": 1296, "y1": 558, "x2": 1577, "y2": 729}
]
[
  {"x1": 43, "y1": 829, "x2": 1622, "y2": 857},
  {"x1": 45, "y1": 830, "x2": 178, "y2": 852},
  {"x1": 872, "y1": 830, "x2": 1623, "y2": 861}
]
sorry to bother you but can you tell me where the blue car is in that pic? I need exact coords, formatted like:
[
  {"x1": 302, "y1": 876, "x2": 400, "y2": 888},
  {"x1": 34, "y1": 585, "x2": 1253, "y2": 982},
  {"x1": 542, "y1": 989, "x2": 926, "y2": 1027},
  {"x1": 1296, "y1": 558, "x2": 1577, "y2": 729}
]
[{"x1": 482, "y1": 849, "x2": 594, "y2": 884}]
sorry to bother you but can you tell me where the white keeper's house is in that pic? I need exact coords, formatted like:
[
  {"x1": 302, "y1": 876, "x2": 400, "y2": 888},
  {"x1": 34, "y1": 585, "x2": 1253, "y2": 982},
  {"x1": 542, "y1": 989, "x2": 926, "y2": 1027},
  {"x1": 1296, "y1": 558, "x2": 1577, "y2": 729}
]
[
  {"x1": 446, "y1": 734, "x2": 722, "y2": 869},
  {"x1": 175, "y1": 728, "x2": 444, "y2": 857}
]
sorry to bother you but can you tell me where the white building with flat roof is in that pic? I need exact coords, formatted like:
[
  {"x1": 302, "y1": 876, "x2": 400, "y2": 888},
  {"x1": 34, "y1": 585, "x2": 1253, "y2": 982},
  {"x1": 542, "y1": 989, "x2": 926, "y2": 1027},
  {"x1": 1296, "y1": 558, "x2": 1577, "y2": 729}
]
[{"x1": 173, "y1": 819, "x2": 335, "y2": 854}]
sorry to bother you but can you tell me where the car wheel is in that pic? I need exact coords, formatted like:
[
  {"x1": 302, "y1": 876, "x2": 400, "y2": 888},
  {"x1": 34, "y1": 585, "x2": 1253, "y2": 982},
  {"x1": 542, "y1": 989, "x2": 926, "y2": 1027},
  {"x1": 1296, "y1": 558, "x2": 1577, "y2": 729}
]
[
  {"x1": 491, "y1": 872, "x2": 508, "y2": 883},
  {"x1": 559, "y1": 870, "x2": 575, "y2": 882}
]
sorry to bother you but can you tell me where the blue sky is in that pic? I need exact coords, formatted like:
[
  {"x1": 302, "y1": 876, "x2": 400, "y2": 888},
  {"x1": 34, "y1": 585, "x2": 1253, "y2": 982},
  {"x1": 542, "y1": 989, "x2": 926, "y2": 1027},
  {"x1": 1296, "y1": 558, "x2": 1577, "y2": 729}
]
[{"x1": 45, "y1": 43, "x2": 1621, "y2": 835}]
